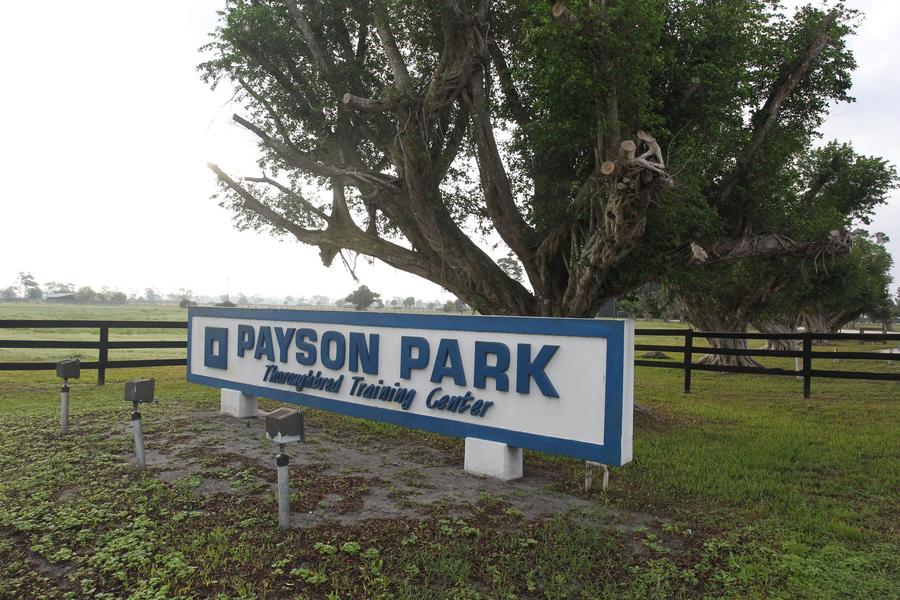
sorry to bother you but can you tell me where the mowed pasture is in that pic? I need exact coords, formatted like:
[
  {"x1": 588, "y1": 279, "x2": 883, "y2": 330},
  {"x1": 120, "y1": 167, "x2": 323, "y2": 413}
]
[
  {"x1": 1, "y1": 303, "x2": 897, "y2": 380},
  {"x1": 0, "y1": 304, "x2": 898, "y2": 599}
]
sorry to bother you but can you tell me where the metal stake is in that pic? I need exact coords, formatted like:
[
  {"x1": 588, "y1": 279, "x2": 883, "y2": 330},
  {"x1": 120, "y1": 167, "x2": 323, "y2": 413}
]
[
  {"x1": 132, "y1": 403, "x2": 145, "y2": 469},
  {"x1": 60, "y1": 379, "x2": 70, "y2": 435},
  {"x1": 276, "y1": 443, "x2": 290, "y2": 529}
]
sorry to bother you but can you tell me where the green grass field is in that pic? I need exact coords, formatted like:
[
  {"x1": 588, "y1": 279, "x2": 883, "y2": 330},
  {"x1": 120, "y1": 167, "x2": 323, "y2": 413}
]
[
  {"x1": 0, "y1": 304, "x2": 898, "y2": 598},
  {"x1": 2, "y1": 302, "x2": 895, "y2": 379},
  {"x1": 0, "y1": 303, "x2": 189, "y2": 365}
]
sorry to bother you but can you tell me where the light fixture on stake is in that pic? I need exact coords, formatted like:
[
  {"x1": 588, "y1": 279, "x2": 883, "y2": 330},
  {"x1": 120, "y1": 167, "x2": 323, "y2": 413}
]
[
  {"x1": 55, "y1": 358, "x2": 80, "y2": 435},
  {"x1": 265, "y1": 407, "x2": 304, "y2": 529},
  {"x1": 124, "y1": 379, "x2": 155, "y2": 469}
]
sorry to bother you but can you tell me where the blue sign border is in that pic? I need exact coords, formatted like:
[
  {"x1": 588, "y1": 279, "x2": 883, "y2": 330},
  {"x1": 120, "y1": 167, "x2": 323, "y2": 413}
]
[{"x1": 187, "y1": 307, "x2": 630, "y2": 465}]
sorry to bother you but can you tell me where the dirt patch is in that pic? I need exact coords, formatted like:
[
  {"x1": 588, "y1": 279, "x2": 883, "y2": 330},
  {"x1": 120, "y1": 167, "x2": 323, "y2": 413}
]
[
  {"x1": 0, "y1": 526, "x2": 77, "y2": 585},
  {"x1": 126, "y1": 408, "x2": 678, "y2": 548}
]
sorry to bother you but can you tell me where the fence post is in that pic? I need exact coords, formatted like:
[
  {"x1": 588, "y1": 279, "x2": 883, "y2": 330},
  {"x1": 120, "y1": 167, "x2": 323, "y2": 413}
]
[
  {"x1": 98, "y1": 326, "x2": 109, "y2": 386},
  {"x1": 683, "y1": 329, "x2": 693, "y2": 394},
  {"x1": 802, "y1": 332, "x2": 812, "y2": 399}
]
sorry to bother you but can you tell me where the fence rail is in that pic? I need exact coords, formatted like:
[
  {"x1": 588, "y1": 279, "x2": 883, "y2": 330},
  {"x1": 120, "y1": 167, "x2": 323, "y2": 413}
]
[
  {"x1": 0, "y1": 320, "x2": 187, "y2": 384},
  {"x1": 634, "y1": 329, "x2": 900, "y2": 398},
  {"x1": 1, "y1": 320, "x2": 897, "y2": 395}
]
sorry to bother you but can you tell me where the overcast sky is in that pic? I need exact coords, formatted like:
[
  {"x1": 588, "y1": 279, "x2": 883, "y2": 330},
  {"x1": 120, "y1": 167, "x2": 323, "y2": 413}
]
[{"x1": 1, "y1": 0, "x2": 898, "y2": 301}]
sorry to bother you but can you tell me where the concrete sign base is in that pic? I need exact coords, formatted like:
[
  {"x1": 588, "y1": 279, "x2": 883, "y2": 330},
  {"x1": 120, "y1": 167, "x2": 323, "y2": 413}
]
[
  {"x1": 464, "y1": 437, "x2": 523, "y2": 481},
  {"x1": 220, "y1": 388, "x2": 257, "y2": 418}
]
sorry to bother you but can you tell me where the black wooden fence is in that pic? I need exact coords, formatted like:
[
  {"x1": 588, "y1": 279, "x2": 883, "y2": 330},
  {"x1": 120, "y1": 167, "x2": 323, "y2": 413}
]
[
  {"x1": 1, "y1": 320, "x2": 898, "y2": 396},
  {"x1": 0, "y1": 320, "x2": 187, "y2": 385},
  {"x1": 635, "y1": 329, "x2": 900, "y2": 398}
]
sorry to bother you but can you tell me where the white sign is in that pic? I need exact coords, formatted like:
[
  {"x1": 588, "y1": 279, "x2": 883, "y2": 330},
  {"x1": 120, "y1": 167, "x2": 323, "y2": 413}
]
[{"x1": 187, "y1": 308, "x2": 633, "y2": 465}]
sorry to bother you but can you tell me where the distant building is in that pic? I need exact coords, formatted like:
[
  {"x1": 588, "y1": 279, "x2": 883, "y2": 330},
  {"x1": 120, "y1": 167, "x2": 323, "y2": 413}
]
[{"x1": 46, "y1": 292, "x2": 75, "y2": 303}]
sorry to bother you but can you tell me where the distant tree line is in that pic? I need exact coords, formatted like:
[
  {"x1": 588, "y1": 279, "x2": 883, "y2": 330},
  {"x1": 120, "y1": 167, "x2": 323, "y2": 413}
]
[
  {"x1": 0, "y1": 276, "x2": 463, "y2": 311},
  {"x1": 0, "y1": 273, "x2": 128, "y2": 304}
]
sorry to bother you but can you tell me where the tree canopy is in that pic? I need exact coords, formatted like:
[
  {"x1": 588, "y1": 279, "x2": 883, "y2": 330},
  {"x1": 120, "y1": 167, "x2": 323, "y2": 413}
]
[
  {"x1": 770, "y1": 231, "x2": 893, "y2": 334},
  {"x1": 346, "y1": 284, "x2": 380, "y2": 310},
  {"x1": 203, "y1": 0, "x2": 863, "y2": 317},
  {"x1": 673, "y1": 141, "x2": 896, "y2": 330}
]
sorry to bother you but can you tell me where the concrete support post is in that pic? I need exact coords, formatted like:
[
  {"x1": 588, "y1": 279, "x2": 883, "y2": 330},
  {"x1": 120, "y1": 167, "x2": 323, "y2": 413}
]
[
  {"x1": 464, "y1": 438, "x2": 523, "y2": 481},
  {"x1": 220, "y1": 389, "x2": 258, "y2": 418}
]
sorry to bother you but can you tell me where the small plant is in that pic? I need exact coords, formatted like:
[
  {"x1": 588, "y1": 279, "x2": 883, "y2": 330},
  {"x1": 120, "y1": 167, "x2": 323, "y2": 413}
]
[
  {"x1": 517, "y1": 537, "x2": 538, "y2": 549},
  {"x1": 314, "y1": 542, "x2": 337, "y2": 556},
  {"x1": 291, "y1": 567, "x2": 328, "y2": 585},
  {"x1": 341, "y1": 541, "x2": 361, "y2": 555},
  {"x1": 270, "y1": 557, "x2": 290, "y2": 575},
  {"x1": 361, "y1": 547, "x2": 379, "y2": 560}
]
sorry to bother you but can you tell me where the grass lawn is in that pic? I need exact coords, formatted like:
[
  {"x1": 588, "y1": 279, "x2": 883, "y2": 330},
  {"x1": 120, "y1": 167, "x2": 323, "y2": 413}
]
[
  {"x1": 0, "y1": 304, "x2": 898, "y2": 598},
  {"x1": 0, "y1": 303, "x2": 189, "y2": 365}
]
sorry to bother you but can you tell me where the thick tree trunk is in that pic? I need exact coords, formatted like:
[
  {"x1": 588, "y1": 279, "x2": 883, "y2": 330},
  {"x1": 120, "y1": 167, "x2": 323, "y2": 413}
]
[
  {"x1": 754, "y1": 321, "x2": 801, "y2": 351},
  {"x1": 685, "y1": 313, "x2": 763, "y2": 368},
  {"x1": 800, "y1": 309, "x2": 860, "y2": 344},
  {"x1": 696, "y1": 334, "x2": 763, "y2": 368}
]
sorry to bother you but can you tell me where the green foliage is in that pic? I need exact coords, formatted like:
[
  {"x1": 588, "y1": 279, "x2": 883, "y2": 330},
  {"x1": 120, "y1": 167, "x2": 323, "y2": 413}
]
[
  {"x1": 769, "y1": 230, "x2": 894, "y2": 329},
  {"x1": 496, "y1": 254, "x2": 523, "y2": 283},
  {"x1": 74, "y1": 286, "x2": 97, "y2": 303},
  {"x1": 442, "y1": 298, "x2": 469, "y2": 313},
  {"x1": 1, "y1": 358, "x2": 898, "y2": 598},
  {"x1": 200, "y1": 0, "x2": 877, "y2": 315},
  {"x1": 345, "y1": 285, "x2": 380, "y2": 310},
  {"x1": 618, "y1": 284, "x2": 679, "y2": 320},
  {"x1": 314, "y1": 542, "x2": 338, "y2": 555},
  {"x1": 672, "y1": 141, "x2": 897, "y2": 331},
  {"x1": 17, "y1": 272, "x2": 41, "y2": 300}
]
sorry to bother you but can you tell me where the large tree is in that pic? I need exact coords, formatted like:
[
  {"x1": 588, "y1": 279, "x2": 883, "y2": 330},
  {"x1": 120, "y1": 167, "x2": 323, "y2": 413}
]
[
  {"x1": 346, "y1": 284, "x2": 380, "y2": 310},
  {"x1": 17, "y1": 272, "x2": 41, "y2": 300},
  {"x1": 749, "y1": 231, "x2": 893, "y2": 346},
  {"x1": 203, "y1": 0, "x2": 859, "y2": 317},
  {"x1": 671, "y1": 142, "x2": 896, "y2": 364},
  {"x1": 789, "y1": 231, "x2": 892, "y2": 336}
]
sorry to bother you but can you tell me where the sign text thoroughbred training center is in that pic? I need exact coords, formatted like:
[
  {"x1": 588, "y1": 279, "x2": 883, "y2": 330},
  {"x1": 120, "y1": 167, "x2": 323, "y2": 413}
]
[{"x1": 187, "y1": 307, "x2": 633, "y2": 466}]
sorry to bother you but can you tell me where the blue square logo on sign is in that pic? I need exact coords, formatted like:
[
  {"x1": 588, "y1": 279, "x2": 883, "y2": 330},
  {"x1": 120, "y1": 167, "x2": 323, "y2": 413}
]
[{"x1": 204, "y1": 327, "x2": 229, "y2": 369}]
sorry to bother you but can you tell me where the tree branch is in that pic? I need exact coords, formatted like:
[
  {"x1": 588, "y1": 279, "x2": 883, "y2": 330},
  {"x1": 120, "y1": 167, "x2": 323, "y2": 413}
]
[
  {"x1": 342, "y1": 92, "x2": 396, "y2": 114},
  {"x1": 243, "y1": 175, "x2": 331, "y2": 221},
  {"x1": 232, "y1": 113, "x2": 400, "y2": 189},
  {"x1": 434, "y1": 104, "x2": 469, "y2": 179},
  {"x1": 560, "y1": 136, "x2": 671, "y2": 316},
  {"x1": 487, "y1": 38, "x2": 530, "y2": 128},
  {"x1": 676, "y1": 229, "x2": 850, "y2": 267},
  {"x1": 237, "y1": 77, "x2": 294, "y2": 146},
  {"x1": 373, "y1": 2, "x2": 413, "y2": 91},
  {"x1": 208, "y1": 163, "x2": 327, "y2": 244},
  {"x1": 719, "y1": 9, "x2": 839, "y2": 206},
  {"x1": 232, "y1": 39, "x2": 326, "y2": 128},
  {"x1": 283, "y1": 0, "x2": 335, "y2": 79},
  {"x1": 423, "y1": 6, "x2": 485, "y2": 121},
  {"x1": 466, "y1": 72, "x2": 539, "y2": 285},
  {"x1": 209, "y1": 163, "x2": 439, "y2": 278}
]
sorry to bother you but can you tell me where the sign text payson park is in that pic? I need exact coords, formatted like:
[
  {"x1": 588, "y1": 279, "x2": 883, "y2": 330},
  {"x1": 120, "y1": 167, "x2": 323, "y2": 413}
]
[{"x1": 187, "y1": 307, "x2": 634, "y2": 466}]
